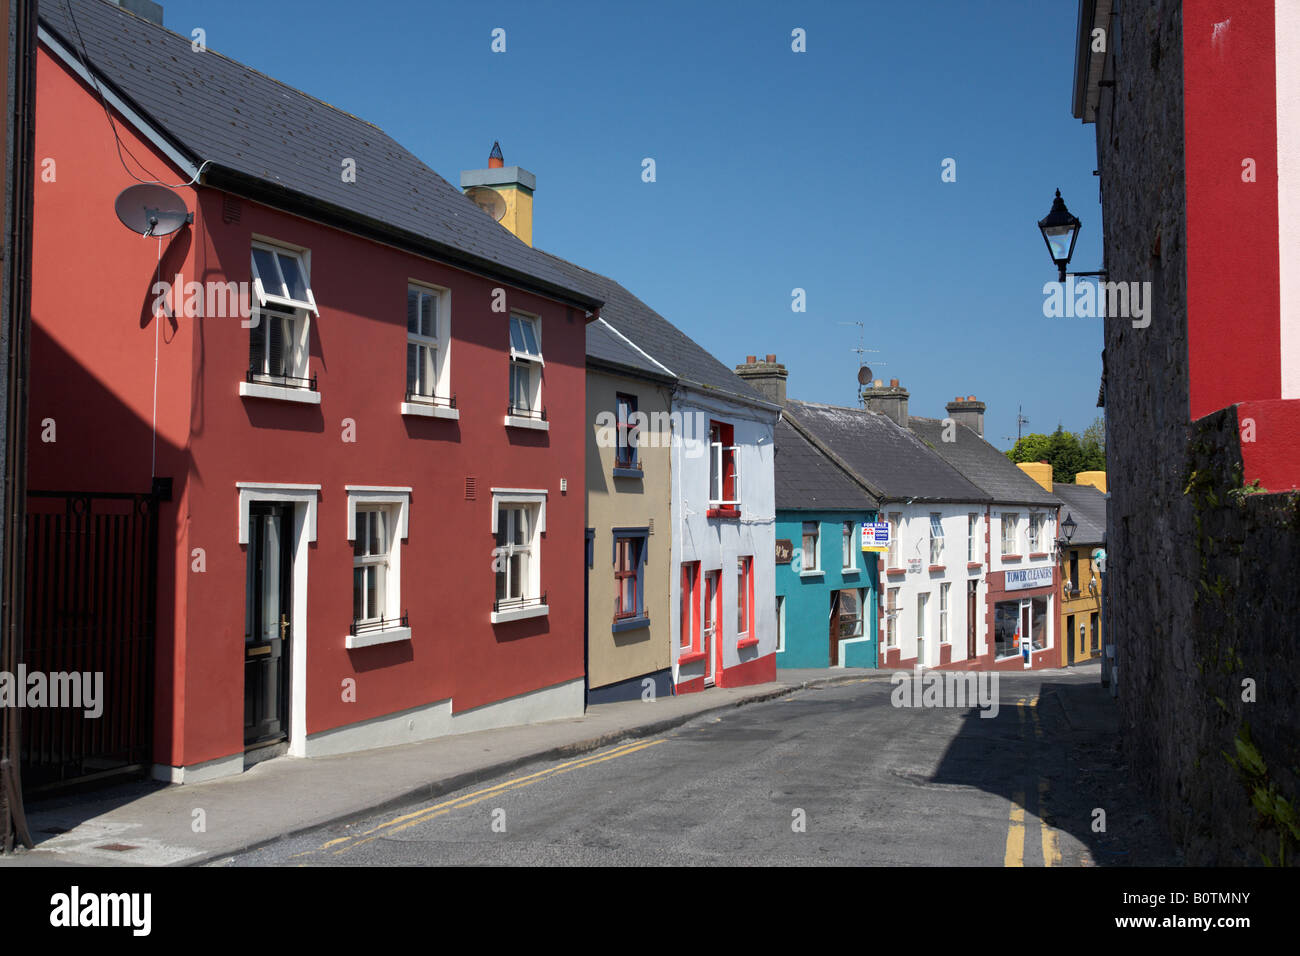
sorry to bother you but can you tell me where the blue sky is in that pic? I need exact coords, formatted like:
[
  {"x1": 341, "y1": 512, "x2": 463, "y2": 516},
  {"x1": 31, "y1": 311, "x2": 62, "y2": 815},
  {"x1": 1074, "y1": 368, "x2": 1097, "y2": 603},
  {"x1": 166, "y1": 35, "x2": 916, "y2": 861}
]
[{"x1": 164, "y1": 0, "x2": 1104, "y2": 448}]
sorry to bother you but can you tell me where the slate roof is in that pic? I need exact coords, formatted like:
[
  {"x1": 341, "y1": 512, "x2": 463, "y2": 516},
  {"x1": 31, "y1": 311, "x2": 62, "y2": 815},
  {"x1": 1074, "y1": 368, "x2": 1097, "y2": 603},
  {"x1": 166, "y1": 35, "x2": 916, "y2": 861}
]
[
  {"x1": 782, "y1": 400, "x2": 989, "y2": 504},
  {"x1": 40, "y1": 0, "x2": 601, "y2": 311},
  {"x1": 774, "y1": 419, "x2": 880, "y2": 512},
  {"x1": 908, "y1": 417, "x2": 1062, "y2": 507},
  {"x1": 586, "y1": 319, "x2": 673, "y2": 382},
  {"x1": 536, "y1": 250, "x2": 774, "y2": 408},
  {"x1": 1051, "y1": 483, "x2": 1108, "y2": 546}
]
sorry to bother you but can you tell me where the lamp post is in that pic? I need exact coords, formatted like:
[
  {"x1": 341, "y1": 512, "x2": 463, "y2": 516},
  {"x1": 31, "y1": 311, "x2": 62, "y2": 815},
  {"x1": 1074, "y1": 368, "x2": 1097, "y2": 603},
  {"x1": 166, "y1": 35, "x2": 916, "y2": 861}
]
[{"x1": 1038, "y1": 189, "x2": 1107, "y2": 283}]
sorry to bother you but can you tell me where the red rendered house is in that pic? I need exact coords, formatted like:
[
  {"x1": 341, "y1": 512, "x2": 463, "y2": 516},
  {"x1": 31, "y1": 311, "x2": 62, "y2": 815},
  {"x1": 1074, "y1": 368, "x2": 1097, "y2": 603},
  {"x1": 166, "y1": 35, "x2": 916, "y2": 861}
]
[{"x1": 27, "y1": 0, "x2": 602, "y2": 783}]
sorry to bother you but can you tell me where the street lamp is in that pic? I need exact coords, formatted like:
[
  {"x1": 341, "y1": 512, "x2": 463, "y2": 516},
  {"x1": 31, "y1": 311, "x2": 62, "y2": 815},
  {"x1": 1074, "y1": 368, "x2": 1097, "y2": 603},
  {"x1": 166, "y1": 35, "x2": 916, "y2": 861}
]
[
  {"x1": 1056, "y1": 511, "x2": 1078, "y2": 567},
  {"x1": 1037, "y1": 189, "x2": 1107, "y2": 283}
]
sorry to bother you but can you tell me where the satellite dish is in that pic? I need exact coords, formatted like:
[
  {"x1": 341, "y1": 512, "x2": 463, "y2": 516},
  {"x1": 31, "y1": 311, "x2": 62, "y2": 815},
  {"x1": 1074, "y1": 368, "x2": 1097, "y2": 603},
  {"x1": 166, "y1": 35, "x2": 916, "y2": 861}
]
[
  {"x1": 465, "y1": 186, "x2": 507, "y2": 222},
  {"x1": 857, "y1": 366, "x2": 873, "y2": 385},
  {"x1": 115, "y1": 184, "x2": 191, "y2": 237}
]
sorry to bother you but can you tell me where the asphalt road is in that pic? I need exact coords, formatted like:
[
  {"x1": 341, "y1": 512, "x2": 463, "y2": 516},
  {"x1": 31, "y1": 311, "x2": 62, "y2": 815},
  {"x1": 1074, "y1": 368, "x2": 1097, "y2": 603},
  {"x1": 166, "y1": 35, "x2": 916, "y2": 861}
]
[{"x1": 220, "y1": 669, "x2": 1180, "y2": 866}]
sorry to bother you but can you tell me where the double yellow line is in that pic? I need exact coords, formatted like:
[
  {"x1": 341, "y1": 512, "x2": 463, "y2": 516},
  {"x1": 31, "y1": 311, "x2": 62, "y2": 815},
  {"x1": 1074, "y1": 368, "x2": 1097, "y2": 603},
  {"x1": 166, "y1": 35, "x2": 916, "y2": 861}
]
[
  {"x1": 1003, "y1": 695, "x2": 1063, "y2": 866},
  {"x1": 296, "y1": 738, "x2": 666, "y2": 859}
]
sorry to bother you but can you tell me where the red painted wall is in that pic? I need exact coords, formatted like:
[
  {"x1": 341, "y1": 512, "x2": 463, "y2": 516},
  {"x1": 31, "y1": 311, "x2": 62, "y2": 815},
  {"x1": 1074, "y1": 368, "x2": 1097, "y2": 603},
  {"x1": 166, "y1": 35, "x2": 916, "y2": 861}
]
[
  {"x1": 31, "y1": 46, "x2": 587, "y2": 769},
  {"x1": 1183, "y1": 1, "x2": 1282, "y2": 419},
  {"x1": 30, "y1": 46, "x2": 198, "y2": 763}
]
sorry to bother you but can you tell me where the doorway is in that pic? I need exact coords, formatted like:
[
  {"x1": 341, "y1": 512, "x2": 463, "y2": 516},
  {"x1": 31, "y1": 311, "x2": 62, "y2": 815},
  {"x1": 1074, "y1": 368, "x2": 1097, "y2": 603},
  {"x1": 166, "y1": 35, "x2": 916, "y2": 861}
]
[
  {"x1": 245, "y1": 503, "x2": 292, "y2": 748},
  {"x1": 703, "y1": 569, "x2": 720, "y2": 686},
  {"x1": 829, "y1": 591, "x2": 841, "y2": 666},
  {"x1": 1066, "y1": 614, "x2": 1076, "y2": 664},
  {"x1": 966, "y1": 580, "x2": 978, "y2": 659}
]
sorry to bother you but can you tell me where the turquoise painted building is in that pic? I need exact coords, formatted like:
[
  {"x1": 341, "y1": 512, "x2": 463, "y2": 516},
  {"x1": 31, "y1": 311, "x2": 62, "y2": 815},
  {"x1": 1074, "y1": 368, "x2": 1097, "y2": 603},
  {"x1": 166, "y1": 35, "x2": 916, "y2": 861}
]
[{"x1": 773, "y1": 420, "x2": 881, "y2": 668}]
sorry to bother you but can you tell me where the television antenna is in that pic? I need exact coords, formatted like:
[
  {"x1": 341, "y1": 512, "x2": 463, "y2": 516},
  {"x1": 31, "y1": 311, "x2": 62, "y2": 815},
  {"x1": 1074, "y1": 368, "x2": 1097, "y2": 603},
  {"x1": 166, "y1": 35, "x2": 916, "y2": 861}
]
[
  {"x1": 838, "y1": 321, "x2": 886, "y2": 400},
  {"x1": 1014, "y1": 404, "x2": 1030, "y2": 443}
]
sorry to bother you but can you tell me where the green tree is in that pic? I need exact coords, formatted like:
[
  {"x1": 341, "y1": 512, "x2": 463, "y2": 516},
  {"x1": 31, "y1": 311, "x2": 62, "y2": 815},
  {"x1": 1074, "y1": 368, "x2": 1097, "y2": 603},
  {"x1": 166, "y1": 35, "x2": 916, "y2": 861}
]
[
  {"x1": 1079, "y1": 416, "x2": 1106, "y2": 472},
  {"x1": 1006, "y1": 423, "x2": 1103, "y2": 483}
]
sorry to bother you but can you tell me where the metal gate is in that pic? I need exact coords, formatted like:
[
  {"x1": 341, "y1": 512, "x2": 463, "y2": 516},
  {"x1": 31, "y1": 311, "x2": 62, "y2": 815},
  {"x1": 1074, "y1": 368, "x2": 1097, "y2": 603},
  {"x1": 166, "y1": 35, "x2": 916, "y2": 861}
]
[{"x1": 19, "y1": 491, "x2": 158, "y2": 791}]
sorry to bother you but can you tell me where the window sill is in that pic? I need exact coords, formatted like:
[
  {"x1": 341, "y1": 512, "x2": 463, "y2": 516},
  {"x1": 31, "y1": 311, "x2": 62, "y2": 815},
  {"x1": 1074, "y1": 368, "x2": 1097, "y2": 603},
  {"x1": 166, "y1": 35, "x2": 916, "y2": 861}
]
[
  {"x1": 678, "y1": 650, "x2": 707, "y2": 665},
  {"x1": 841, "y1": 568, "x2": 861, "y2": 577},
  {"x1": 736, "y1": 636, "x2": 759, "y2": 650},
  {"x1": 344, "y1": 625, "x2": 411, "y2": 650},
  {"x1": 504, "y1": 415, "x2": 549, "y2": 431},
  {"x1": 928, "y1": 565, "x2": 945, "y2": 573},
  {"x1": 401, "y1": 401, "x2": 459, "y2": 420},
  {"x1": 1028, "y1": 552, "x2": 1050, "y2": 559},
  {"x1": 1002, "y1": 554, "x2": 1023, "y2": 561},
  {"x1": 490, "y1": 603, "x2": 549, "y2": 624},
  {"x1": 612, "y1": 466, "x2": 643, "y2": 479},
  {"x1": 706, "y1": 506, "x2": 741, "y2": 519},
  {"x1": 885, "y1": 567, "x2": 907, "y2": 577},
  {"x1": 611, "y1": 615, "x2": 650, "y2": 633},
  {"x1": 798, "y1": 569, "x2": 824, "y2": 578},
  {"x1": 239, "y1": 381, "x2": 321, "y2": 405},
  {"x1": 967, "y1": 561, "x2": 983, "y2": 570}
]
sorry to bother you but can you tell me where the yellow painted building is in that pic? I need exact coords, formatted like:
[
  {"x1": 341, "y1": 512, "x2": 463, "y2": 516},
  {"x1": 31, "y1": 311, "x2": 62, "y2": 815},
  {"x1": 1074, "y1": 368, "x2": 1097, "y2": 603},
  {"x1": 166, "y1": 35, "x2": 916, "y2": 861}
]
[{"x1": 1017, "y1": 465, "x2": 1108, "y2": 666}]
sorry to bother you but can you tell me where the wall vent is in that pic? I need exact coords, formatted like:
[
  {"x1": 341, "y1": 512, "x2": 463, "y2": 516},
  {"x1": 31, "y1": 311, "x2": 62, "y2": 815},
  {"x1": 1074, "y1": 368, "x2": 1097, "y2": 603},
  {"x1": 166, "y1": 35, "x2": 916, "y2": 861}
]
[
  {"x1": 465, "y1": 477, "x2": 477, "y2": 500},
  {"x1": 222, "y1": 195, "x2": 241, "y2": 224},
  {"x1": 648, "y1": 517, "x2": 654, "y2": 534}
]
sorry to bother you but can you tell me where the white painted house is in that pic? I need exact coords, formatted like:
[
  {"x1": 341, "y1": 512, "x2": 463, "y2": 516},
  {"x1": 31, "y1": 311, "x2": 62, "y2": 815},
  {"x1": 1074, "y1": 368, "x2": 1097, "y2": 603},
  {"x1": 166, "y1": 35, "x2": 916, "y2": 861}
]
[{"x1": 670, "y1": 381, "x2": 780, "y2": 690}]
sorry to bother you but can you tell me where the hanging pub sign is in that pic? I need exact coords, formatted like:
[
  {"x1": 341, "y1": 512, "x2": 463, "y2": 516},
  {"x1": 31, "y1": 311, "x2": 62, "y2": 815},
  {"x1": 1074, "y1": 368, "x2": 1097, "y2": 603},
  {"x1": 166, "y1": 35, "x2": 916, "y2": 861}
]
[
  {"x1": 860, "y1": 521, "x2": 890, "y2": 552},
  {"x1": 776, "y1": 539, "x2": 794, "y2": 565}
]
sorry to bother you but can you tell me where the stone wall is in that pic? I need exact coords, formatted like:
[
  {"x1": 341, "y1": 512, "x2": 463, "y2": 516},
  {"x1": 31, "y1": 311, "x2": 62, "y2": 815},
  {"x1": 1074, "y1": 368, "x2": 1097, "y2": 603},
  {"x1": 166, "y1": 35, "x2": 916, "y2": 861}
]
[{"x1": 1096, "y1": 0, "x2": 1300, "y2": 864}]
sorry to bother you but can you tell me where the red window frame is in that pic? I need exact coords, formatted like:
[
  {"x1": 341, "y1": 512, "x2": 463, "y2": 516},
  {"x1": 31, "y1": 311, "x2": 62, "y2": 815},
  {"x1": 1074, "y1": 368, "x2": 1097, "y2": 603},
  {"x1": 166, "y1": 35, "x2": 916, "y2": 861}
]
[
  {"x1": 680, "y1": 561, "x2": 700, "y2": 650},
  {"x1": 707, "y1": 420, "x2": 739, "y2": 518},
  {"x1": 615, "y1": 537, "x2": 638, "y2": 619},
  {"x1": 615, "y1": 393, "x2": 638, "y2": 470},
  {"x1": 736, "y1": 555, "x2": 757, "y2": 648}
]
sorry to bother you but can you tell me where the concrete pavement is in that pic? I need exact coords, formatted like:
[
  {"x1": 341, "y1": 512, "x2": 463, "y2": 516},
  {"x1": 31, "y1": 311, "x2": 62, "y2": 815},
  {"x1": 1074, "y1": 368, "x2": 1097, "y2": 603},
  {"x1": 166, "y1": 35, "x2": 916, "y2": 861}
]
[{"x1": 0, "y1": 668, "x2": 883, "y2": 867}]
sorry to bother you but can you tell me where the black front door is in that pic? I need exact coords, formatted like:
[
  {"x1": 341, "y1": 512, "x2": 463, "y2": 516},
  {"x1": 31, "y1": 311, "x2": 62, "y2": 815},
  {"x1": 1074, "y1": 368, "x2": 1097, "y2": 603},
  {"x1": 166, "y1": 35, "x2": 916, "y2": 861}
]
[{"x1": 245, "y1": 504, "x2": 292, "y2": 747}]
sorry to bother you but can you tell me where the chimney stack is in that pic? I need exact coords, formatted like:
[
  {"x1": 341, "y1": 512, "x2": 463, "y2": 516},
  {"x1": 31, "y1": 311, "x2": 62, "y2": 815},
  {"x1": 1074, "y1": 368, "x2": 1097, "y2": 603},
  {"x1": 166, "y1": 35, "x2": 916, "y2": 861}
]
[
  {"x1": 112, "y1": 0, "x2": 164, "y2": 23},
  {"x1": 734, "y1": 354, "x2": 788, "y2": 405},
  {"x1": 945, "y1": 394, "x2": 986, "y2": 438},
  {"x1": 861, "y1": 378, "x2": 909, "y2": 429},
  {"x1": 461, "y1": 142, "x2": 536, "y2": 246}
]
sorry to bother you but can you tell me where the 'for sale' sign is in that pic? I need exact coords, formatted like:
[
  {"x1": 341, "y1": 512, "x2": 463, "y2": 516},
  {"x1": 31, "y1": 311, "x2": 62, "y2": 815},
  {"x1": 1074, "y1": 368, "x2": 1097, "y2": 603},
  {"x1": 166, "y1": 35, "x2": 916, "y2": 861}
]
[{"x1": 861, "y1": 521, "x2": 890, "y2": 552}]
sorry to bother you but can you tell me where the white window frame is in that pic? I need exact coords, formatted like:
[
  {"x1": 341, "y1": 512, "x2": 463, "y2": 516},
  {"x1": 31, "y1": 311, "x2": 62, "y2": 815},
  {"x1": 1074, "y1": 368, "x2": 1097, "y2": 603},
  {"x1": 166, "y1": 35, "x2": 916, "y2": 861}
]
[
  {"x1": 250, "y1": 239, "x2": 319, "y2": 315},
  {"x1": 1001, "y1": 513, "x2": 1020, "y2": 556},
  {"x1": 775, "y1": 594, "x2": 786, "y2": 653},
  {"x1": 917, "y1": 592, "x2": 929, "y2": 640},
  {"x1": 939, "y1": 582, "x2": 950, "y2": 643},
  {"x1": 968, "y1": 513, "x2": 979, "y2": 563},
  {"x1": 929, "y1": 513, "x2": 944, "y2": 565},
  {"x1": 1028, "y1": 512, "x2": 1045, "y2": 553},
  {"x1": 243, "y1": 239, "x2": 319, "y2": 403},
  {"x1": 886, "y1": 587, "x2": 900, "y2": 646},
  {"x1": 344, "y1": 487, "x2": 411, "y2": 649},
  {"x1": 842, "y1": 521, "x2": 857, "y2": 571},
  {"x1": 708, "y1": 422, "x2": 741, "y2": 507},
  {"x1": 401, "y1": 281, "x2": 458, "y2": 420},
  {"x1": 887, "y1": 512, "x2": 902, "y2": 568},
  {"x1": 490, "y1": 488, "x2": 548, "y2": 623},
  {"x1": 801, "y1": 520, "x2": 820, "y2": 574},
  {"x1": 505, "y1": 312, "x2": 547, "y2": 430}
]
